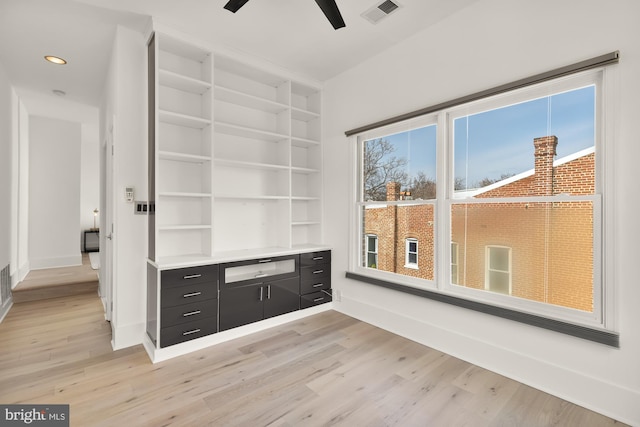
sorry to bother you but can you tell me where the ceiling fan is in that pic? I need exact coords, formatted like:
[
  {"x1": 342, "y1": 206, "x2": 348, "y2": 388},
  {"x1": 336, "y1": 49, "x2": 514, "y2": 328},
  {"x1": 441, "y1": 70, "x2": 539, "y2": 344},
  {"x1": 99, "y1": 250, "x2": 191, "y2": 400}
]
[{"x1": 223, "y1": 0, "x2": 346, "y2": 30}]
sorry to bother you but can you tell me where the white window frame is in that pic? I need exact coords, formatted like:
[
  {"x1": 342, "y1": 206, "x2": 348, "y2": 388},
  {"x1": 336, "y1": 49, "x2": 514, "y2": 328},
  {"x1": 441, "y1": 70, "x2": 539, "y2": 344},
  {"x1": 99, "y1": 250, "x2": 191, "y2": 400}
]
[
  {"x1": 405, "y1": 238, "x2": 418, "y2": 269},
  {"x1": 349, "y1": 67, "x2": 614, "y2": 332}
]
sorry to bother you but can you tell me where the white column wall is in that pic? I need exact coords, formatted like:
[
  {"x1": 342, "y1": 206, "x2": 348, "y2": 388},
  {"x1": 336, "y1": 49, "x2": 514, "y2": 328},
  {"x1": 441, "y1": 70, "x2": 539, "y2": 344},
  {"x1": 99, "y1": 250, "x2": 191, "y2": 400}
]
[
  {"x1": 101, "y1": 24, "x2": 147, "y2": 349},
  {"x1": 322, "y1": 0, "x2": 640, "y2": 424}
]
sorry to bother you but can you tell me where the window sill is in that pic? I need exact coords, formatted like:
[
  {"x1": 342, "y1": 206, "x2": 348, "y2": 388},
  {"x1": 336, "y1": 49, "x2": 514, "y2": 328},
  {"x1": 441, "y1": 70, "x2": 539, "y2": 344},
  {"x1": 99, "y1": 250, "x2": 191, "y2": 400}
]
[{"x1": 345, "y1": 271, "x2": 619, "y2": 348}]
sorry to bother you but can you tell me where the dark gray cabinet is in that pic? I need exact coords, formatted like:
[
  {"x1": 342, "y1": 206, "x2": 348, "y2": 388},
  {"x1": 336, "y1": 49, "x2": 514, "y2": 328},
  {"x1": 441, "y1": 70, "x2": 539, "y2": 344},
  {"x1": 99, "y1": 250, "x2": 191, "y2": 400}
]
[
  {"x1": 148, "y1": 250, "x2": 332, "y2": 350},
  {"x1": 219, "y1": 255, "x2": 300, "y2": 331},
  {"x1": 300, "y1": 250, "x2": 332, "y2": 308},
  {"x1": 159, "y1": 265, "x2": 218, "y2": 348}
]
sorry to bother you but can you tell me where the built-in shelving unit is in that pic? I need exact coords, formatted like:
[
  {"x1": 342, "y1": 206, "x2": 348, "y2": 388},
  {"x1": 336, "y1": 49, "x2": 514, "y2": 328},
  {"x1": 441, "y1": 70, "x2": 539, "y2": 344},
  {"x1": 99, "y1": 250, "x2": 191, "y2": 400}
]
[{"x1": 149, "y1": 30, "x2": 324, "y2": 266}]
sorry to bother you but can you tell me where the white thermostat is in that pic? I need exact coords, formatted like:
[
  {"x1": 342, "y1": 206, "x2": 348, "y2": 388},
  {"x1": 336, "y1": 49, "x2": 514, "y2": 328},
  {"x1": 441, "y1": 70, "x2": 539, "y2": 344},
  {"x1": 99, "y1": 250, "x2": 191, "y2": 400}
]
[{"x1": 125, "y1": 186, "x2": 134, "y2": 203}]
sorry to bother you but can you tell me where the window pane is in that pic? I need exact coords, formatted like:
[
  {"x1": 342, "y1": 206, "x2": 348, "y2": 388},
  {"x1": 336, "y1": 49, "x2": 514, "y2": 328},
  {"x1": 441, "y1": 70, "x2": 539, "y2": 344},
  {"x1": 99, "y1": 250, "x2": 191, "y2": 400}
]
[
  {"x1": 408, "y1": 241, "x2": 417, "y2": 252},
  {"x1": 367, "y1": 236, "x2": 376, "y2": 252},
  {"x1": 363, "y1": 125, "x2": 437, "y2": 202},
  {"x1": 451, "y1": 201, "x2": 594, "y2": 312},
  {"x1": 489, "y1": 271, "x2": 510, "y2": 294},
  {"x1": 489, "y1": 247, "x2": 509, "y2": 272},
  {"x1": 453, "y1": 86, "x2": 595, "y2": 196},
  {"x1": 362, "y1": 204, "x2": 434, "y2": 280},
  {"x1": 367, "y1": 253, "x2": 377, "y2": 269}
]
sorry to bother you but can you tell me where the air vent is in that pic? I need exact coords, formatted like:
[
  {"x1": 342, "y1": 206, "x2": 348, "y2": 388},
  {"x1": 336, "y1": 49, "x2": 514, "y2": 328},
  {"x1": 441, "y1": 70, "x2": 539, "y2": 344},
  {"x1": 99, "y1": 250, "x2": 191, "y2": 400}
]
[{"x1": 361, "y1": 0, "x2": 401, "y2": 24}]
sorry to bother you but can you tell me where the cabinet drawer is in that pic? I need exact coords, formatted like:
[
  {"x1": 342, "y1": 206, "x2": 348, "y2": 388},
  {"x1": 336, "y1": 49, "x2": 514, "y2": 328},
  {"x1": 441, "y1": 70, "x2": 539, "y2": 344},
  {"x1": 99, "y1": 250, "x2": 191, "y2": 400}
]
[
  {"x1": 161, "y1": 264, "x2": 219, "y2": 288},
  {"x1": 301, "y1": 264, "x2": 331, "y2": 284},
  {"x1": 301, "y1": 290, "x2": 332, "y2": 309},
  {"x1": 160, "y1": 317, "x2": 218, "y2": 348},
  {"x1": 300, "y1": 251, "x2": 331, "y2": 267},
  {"x1": 300, "y1": 274, "x2": 331, "y2": 295},
  {"x1": 161, "y1": 299, "x2": 218, "y2": 328},
  {"x1": 161, "y1": 282, "x2": 217, "y2": 308}
]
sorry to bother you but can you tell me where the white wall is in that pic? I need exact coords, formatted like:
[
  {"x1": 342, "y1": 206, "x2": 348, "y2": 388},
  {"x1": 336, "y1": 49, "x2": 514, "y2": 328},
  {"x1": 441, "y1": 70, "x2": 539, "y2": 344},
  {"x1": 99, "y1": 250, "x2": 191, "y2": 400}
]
[
  {"x1": 17, "y1": 89, "x2": 100, "y2": 256},
  {"x1": 323, "y1": 0, "x2": 640, "y2": 424},
  {"x1": 80, "y1": 122, "x2": 100, "y2": 233},
  {"x1": 29, "y1": 116, "x2": 82, "y2": 269},
  {"x1": 0, "y1": 61, "x2": 13, "y2": 317},
  {"x1": 101, "y1": 24, "x2": 147, "y2": 349},
  {"x1": 16, "y1": 101, "x2": 29, "y2": 283}
]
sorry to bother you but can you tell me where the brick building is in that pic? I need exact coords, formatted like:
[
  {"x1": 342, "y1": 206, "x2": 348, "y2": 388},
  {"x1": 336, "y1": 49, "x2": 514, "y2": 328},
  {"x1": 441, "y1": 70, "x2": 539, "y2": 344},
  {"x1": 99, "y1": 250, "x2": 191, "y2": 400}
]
[{"x1": 364, "y1": 136, "x2": 595, "y2": 312}]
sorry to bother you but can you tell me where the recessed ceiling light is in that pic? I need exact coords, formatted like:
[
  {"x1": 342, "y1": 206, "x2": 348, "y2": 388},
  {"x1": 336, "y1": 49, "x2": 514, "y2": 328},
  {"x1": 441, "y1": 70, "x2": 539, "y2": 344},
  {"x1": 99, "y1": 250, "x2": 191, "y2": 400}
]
[
  {"x1": 44, "y1": 55, "x2": 67, "y2": 65},
  {"x1": 52, "y1": 89, "x2": 66, "y2": 97}
]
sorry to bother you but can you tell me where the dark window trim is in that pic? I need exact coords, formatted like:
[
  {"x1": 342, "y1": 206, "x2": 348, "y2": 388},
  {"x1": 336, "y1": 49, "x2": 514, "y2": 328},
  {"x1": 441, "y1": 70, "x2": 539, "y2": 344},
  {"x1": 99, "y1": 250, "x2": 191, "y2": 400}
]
[
  {"x1": 345, "y1": 271, "x2": 619, "y2": 348},
  {"x1": 345, "y1": 51, "x2": 619, "y2": 137}
]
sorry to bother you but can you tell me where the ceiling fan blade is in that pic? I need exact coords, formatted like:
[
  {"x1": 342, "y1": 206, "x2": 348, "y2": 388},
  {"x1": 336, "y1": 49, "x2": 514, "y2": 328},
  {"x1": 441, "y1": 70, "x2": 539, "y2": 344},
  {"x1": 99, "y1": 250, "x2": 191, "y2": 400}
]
[
  {"x1": 224, "y1": 0, "x2": 250, "y2": 13},
  {"x1": 314, "y1": 0, "x2": 346, "y2": 30}
]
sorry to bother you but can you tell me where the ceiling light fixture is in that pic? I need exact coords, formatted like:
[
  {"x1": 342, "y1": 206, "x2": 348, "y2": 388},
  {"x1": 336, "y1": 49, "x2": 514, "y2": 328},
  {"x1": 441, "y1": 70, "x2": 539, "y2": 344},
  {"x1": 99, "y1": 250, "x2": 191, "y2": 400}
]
[{"x1": 44, "y1": 55, "x2": 67, "y2": 65}]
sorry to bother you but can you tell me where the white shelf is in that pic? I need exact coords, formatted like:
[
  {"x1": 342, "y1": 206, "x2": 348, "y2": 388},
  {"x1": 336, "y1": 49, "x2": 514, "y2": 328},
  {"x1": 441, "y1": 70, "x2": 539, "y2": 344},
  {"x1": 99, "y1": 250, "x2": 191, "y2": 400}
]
[
  {"x1": 159, "y1": 225, "x2": 212, "y2": 231},
  {"x1": 291, "y1": 107, "x2": 320, "y2": 122},
  {"x1": 214, "y1": 194, "x2": 289, "y2": 201},
  {"x1": 151, "y1": 30, "x2": 323, "y2": 262},
  {"x1": 292, "y1": 137, "x2": 320, "y2": 148},
  {"x1": 291, "y1": 196, "x2": 321, "y2": 201},
  {"x1": 159, "y1": 192, "x2": 212, "y2": 198},
  {"x1": 215, "y1": 158, "x2": 289, "y2": 171},
  {"x1": 159, "y1": 69, "x2": 211, "y2": 94},
  {"x1": 159, "y1": 151, "x2": 211, "y2": 163},
  {"x1": 159, "y1": 110, "x2": 211, "y2": 129},
  {"x1": 291, "y1": 166, "x2": 319, "y2": 175},
  {"x1": 215, "y1": 121, "x2": 289, "y2": 142},
  {"x1": 215, "y1": 85, "x2": 288, "y2": 114}
]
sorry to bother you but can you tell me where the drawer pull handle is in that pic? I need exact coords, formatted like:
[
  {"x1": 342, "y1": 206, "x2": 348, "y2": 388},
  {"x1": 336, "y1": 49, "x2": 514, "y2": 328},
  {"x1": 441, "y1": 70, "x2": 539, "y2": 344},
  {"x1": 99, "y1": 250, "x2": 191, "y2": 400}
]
[
  {"x1": 258, "y1": 259, "x2": 272, "y2": 263},
  {"x1": 182, "y1": 329, "x2": 201, "y2": 336},
  {"x1": 313, "y1": 270, "x2": 324, "y2": 274},
  {"x1": 312, "y1": 283, "x2": 324, "y2": 288},
  {"x1": 255, "y1": 273, "x2": 268, "y2": 278},
  {"x1": 183, "y1": 292, "x2": 202, "y2": 298},
  {"x1": 183, "y1": 274, "x2": 202, "y2": 280},
  {"x1": 183, "y1": 310, "x2": 201, "y2": 317},
  {"x1": 313, "y1": 297, "x2": 324, "y2": 302},
  {"x1": 312, "y1": 256, "x2": 324, "y2": 261}
]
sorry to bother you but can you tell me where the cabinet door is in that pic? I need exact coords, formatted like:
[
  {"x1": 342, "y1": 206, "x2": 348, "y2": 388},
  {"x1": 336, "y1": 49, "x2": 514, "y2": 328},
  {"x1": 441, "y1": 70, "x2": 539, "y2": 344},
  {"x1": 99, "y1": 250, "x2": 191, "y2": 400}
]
[
  {"x1": 264, "y1": 277, "x2": 300, "y2": 320},
  {"x1": 219, "y1": 285, "x2": 264, "y2": 331}
]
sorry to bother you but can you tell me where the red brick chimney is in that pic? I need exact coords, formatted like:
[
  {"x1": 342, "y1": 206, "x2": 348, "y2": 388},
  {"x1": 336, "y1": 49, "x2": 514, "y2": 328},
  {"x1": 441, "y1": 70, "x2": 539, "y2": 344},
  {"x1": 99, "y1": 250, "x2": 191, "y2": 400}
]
[
  {"x1": 533, "y1": 136, "x2": 558, "y2": 196},
  {"x1": 386, "y1": 182, "x2": 401, "y2": 201}
]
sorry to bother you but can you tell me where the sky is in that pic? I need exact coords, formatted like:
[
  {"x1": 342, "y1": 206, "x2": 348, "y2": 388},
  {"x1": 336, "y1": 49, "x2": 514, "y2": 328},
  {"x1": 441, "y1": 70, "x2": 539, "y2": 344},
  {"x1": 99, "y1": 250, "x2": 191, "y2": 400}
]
[{"x1": 369, "y1": 85, "x2": 595, "y2": 190}]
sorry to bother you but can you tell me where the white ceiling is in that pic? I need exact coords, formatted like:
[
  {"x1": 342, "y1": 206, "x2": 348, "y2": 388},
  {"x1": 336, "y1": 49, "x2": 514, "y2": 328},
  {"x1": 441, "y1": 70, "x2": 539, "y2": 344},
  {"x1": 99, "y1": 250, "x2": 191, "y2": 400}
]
[{"x1": 0, "y1": 0, "x2": 479, "y2": 109}]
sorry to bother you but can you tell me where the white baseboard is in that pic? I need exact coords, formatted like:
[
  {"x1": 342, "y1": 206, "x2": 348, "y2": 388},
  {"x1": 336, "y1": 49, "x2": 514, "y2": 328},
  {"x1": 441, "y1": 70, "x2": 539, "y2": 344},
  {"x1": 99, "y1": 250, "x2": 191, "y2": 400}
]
[
  {"x1": 0, "y1": 299, "x2": 13, "y2": 324},
  {"x1": 12, "y1": 262, "x2": 30, "y2": 287},
  {"x1": 335, "y1": 296, "x2": 640, "y2": 427},
  {"x1": 30, "y1": 255, "x2": 82, "y2": 270}
]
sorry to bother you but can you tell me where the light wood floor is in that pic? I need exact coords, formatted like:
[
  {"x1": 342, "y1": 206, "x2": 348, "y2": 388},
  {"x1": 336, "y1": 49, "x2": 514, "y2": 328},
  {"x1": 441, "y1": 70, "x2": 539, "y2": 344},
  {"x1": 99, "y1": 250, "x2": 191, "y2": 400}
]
[
  {"x1": 0, "y1": 294, "x2": 626, "y2": 426},
  {"x1": 12, "y1": 253, "x2": 98, "y2": 302}
]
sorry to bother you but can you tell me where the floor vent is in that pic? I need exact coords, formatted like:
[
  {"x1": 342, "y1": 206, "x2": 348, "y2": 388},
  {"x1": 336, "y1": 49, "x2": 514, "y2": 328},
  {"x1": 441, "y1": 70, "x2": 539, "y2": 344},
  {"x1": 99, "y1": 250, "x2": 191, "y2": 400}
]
[
  {"x1": 0, "y1": 264, "x2": 10, "y2": 305},
  {"x1": 362, "y1": 0, "x2": 401, "y2": 24}
]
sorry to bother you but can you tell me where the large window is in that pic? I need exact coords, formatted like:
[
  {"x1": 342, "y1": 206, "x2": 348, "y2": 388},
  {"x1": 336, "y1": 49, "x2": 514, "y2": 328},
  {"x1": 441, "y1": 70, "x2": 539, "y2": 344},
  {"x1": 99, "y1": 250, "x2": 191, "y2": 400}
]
[{"x1": 352, "y1": 68, "x2": 609, "y2": 331}]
